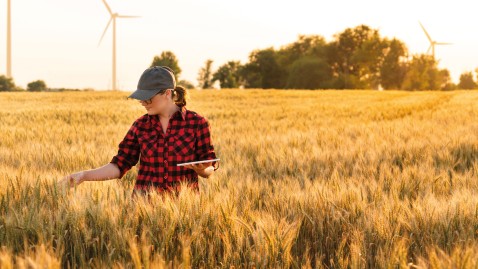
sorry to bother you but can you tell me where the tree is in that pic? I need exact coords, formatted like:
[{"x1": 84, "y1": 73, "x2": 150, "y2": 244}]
[
  {"x1": 401, "y1": 54, "x2": 450, "y2": 90},
  {"x1": 178, "y1": 79, "x2": 195, "y2": 89},
  {"x1": 197, "y1": 59, "x2": 214, "y2": 89},
  {"x1": 275, "y1": 35, "x2": 334, "y2": 89},
  {"x1": 286, "y1": 57, "x2": 331, "y2": 89},
  {"x1": 354, "y1": 32, "x2": 389, "y2": 89},
  {"x1": 0, "y1": 75, "x2": 16, "y2": 91},
  {"x1": 150, "y1": 51, "x2": 182, "y2": 81},
  {"x1": 277, "y1": 35, "x2": 328, "y2": 68},
  {"x1": 380, "y1": 39, "x2": 407, "y2": 89},
  {"x1": 328, "y1": 25, "x2": 373, "y2": 88},
  {"x1": 27, "y1": 80, "x2": 47, "y2": 92},
  {"x1": 437, "y1": 69, "x2": 452, "y2": 90},
  {"x1": 458, "y1": 72, "x2": 476, "y2": 89},
  {"x1": 327, "y1": 25, "x2": 389, "y2": 89},
  {"x1": 241, "y1": 48, "x2": 284, "y2": 89},
  {"x1": 212, "y1": 61, "x2": 242, "y2": 88}
]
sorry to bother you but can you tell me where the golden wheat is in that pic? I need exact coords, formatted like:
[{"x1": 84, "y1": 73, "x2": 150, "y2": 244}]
[{"x1": 1, "y1": 89, "x2": 478, "y2": 268}]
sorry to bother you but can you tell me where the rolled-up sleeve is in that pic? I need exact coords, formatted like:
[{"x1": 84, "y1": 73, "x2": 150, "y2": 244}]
[
  {"x1": 195, "y1": 117, "x2": 218, "y2": 170},
  {"x1": 110, "y1": 121, "x2": 140, "y2": 177}
]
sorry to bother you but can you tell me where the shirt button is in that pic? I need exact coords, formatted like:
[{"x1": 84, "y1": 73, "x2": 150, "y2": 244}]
[
  {"x1": 164, "y1": 175, "x2": 168, "y2": 179},
  {"x1": 164, "y1": 160, "x2": 168, "y2": 164}
]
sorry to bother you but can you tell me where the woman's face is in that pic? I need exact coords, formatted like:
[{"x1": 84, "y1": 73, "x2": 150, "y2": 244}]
[{"x1": 140, "y1": 90, "x2": 171, "y2": 115}]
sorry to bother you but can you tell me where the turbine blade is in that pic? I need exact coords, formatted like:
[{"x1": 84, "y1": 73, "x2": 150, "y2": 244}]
[
  {"x1": 426, "y1": 45, "x2": 432, "y2": 54},
  {"x1": 117, "y1": 15, "x2": 141, "y2": 18},
  {"x1": 435, "y1": 42, "x2": 452, "y2": 45},
  {"x1": 98, "y1": 17, "x2": 113, "y2": 46},
  {"x1": 419, "y1": 21, "x2": 433, "y2": 43},
  {"x1": 101, "y1": 0, "x2": 113, "y2": 15}
]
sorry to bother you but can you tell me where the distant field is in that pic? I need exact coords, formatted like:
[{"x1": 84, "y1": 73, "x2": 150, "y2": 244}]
[{"x1": 1, "y1": 89, "x2": 478, "y2": 268}]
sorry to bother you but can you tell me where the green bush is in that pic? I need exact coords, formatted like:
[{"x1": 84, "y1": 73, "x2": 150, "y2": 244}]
[
  {"x1": 27, "y1": 80, "x2": 48, "y2": 92},
  {"x1": 0, "y1": 75, "x2": 16, "y2": 91}
]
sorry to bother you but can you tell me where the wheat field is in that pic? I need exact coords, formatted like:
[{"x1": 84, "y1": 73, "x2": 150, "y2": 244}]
[{"x1": 1, "y1": 89, "x2": 478, "y2": 268}]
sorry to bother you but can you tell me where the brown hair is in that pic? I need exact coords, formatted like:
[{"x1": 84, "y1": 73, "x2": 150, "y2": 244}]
[{"x1": 172, "y1": 86, "x2": 188, "y2": 107}]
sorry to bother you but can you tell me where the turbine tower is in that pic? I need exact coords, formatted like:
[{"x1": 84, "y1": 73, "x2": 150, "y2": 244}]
[
  {"x1": 419, "y1": 22, "x2": 452, "y2": 59},
  {"x1": 6, "y1": 0, "x2": 12, "y2": 78},
  {"x1": 98, "y1": 0, "x2": 139, "y2": 91}
]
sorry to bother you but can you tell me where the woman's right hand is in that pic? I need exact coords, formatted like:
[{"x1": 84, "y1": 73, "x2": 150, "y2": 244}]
[{"x1": 60, "y1": 171, "x2": 85, "y2": 189}]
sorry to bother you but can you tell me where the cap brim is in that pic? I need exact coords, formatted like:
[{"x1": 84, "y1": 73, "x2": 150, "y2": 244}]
[{"x1": 128, "y1": 89, "x2": 163, "y2": 101}]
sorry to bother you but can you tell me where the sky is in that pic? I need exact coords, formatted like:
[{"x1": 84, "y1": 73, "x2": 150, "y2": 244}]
[{"x1": 1, "y1": 0, "x2": 477, "y2": 90}]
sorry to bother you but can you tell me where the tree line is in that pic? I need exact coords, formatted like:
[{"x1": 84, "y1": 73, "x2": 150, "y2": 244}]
[
  {"x1": 0, "y1": 76, "x2": 94, "y2": 91},
  {"x1": 0, "y1": 77, "x2": 52, "y2": 92},
  {"x1": 193, "y1": 24, "x2": 477, "y2": 90},
  {"x1": 1, "y1": 24, "x2": 477, "y2": 91}
]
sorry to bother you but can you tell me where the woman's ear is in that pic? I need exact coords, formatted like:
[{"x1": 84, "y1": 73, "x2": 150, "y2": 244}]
[
  {"x1": 162, "y1": 89, "x2": 172, "y2": 99},
  {"x1": 167, "y1": 89, "x2": 173, "y2": 97}
]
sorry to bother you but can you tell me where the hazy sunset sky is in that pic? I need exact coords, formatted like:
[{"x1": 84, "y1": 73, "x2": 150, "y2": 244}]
[{"x1": 1, "y1": 0, "x2": 477, "y2": 90}]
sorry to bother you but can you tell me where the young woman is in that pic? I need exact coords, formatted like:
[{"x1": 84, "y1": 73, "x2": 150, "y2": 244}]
[{"x1": 61, "y1": 66, "x2": 218, "y2": 194}]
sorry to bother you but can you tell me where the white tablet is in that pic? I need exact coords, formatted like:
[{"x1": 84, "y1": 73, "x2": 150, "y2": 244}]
[{"x1": 177, "y1": 158, "x2": 220, "y2": 166}]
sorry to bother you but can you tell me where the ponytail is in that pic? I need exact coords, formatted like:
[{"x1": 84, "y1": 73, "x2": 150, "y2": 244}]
[{"x1": 172, "y1": 86, "x2": 188, "y2": 107}]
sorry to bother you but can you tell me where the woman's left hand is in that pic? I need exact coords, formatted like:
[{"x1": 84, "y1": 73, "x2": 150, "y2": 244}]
[{"x1": 184, "y1": 162, "x2": 214, "y2": 177}]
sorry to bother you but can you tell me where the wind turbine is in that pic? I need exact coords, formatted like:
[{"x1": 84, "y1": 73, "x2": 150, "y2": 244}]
[
  {"x1": 6, "y1": 0, "x2": 12, "y2": 78},
  {"x1": 419, "y1": 22, "x2": 452, "y2": 59},
  {"x1": 98, "y1": 0, "x2": 139, "y2": 91}
]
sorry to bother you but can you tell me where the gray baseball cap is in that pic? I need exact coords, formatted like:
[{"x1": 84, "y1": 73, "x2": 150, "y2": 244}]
[{"x1": 128, "y1": 66, "x2": 176, "y2": 100}]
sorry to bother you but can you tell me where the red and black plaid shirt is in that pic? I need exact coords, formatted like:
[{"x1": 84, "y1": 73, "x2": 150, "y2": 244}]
[{"x1": 110, "y1": 106, "x2": 217, "y2": 192}]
